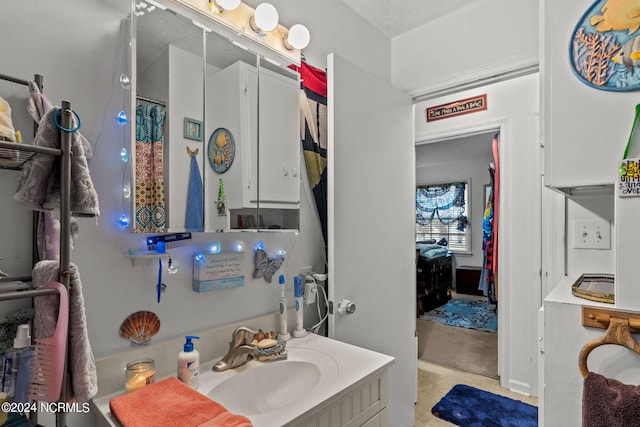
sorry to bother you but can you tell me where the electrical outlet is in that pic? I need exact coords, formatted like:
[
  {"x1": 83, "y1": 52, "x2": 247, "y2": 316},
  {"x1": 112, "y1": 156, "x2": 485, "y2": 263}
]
[
  {"x1": 572, "y1": 219, "x2": 611, "y2": 250},
  {"x1": 304, "y1": 282, "x2": 317, "y2": 305}
]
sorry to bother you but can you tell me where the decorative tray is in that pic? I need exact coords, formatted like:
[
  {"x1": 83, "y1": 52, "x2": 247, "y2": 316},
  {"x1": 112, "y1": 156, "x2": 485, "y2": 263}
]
[{"x1": 571, "y1": 273, "x2": 614, "y2": 304}]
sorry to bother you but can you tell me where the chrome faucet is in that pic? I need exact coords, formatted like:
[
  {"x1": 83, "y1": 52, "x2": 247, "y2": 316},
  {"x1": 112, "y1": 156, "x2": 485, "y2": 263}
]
[{"x1": 213, "y1": 326, "x2": 258, "y2": 372}]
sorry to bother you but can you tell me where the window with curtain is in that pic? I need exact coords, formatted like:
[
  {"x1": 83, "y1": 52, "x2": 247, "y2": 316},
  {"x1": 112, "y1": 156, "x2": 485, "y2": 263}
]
[{"x1": 416, "y1": 181, "x2": 470, "y2": 252}]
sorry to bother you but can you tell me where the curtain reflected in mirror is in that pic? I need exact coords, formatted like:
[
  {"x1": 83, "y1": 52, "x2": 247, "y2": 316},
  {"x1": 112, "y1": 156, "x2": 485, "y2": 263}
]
[{"x1": 134, "y1": 104, "x2": 166, "y2": 232}]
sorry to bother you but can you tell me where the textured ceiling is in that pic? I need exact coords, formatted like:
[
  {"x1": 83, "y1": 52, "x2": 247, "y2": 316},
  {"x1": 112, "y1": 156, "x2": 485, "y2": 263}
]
[{"x1": 340, "y1": 0, "x2": 474, "y2": 37}]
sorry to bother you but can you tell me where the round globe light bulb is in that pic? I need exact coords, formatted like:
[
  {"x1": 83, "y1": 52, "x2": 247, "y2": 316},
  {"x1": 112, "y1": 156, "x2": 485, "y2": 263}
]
[
  {"x1": 254, "y1": 3, "x2": 278, "y2": 31},
  {"x1": 119, "y1": 73, "x2": 131, "y2": 90},
  {"x1": 287, "y1": 24, "x2": 310, "y2": 50},
  {"x1": 216, "y1": 0, "x2": 241, "y2": 10}
]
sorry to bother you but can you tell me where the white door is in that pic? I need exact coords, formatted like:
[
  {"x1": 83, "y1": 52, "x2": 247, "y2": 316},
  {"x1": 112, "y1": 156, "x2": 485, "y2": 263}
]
[{"x1": 327, "y1": 53, "x2": 416, "y2": 427}]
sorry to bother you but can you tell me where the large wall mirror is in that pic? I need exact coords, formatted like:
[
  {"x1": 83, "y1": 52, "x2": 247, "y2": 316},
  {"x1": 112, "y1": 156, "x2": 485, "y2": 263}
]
[{"x1": 130, "y1": 0, "x2": 300, "y2": 234}]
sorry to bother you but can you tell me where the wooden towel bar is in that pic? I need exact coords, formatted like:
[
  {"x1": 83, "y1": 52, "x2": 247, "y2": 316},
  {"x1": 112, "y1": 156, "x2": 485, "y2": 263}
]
[{"x1": 578, "y1": 307, "x2": 640, "y2": 378}]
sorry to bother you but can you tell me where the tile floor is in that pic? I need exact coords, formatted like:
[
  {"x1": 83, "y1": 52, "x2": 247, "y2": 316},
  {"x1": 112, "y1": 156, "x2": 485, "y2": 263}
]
[{"x1": 414, "y1": 360, "x2": 538, "y2": 426}]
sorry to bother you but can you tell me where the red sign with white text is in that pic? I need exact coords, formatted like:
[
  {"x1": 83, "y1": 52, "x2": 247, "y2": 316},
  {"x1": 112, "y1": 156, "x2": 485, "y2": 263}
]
[{"x1": 426, "y1": 94, "x2": 487, "y2": 122}]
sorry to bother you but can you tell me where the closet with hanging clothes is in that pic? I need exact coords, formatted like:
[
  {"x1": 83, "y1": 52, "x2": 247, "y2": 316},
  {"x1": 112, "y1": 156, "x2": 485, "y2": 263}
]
[{"x1": 0, "y1": 72, "x2": 98, "y2": 427}]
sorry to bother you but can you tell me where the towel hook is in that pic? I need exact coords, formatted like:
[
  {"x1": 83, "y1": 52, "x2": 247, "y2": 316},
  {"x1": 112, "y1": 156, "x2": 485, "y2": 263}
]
[{"x1": 578, "y1": 316, "x2": 640, "y2": 378}]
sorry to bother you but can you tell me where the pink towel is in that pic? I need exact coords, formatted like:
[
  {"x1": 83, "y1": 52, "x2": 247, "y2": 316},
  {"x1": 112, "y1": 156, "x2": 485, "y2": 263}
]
[
  {"x1": 109, "y1": 377, "x2": 253, "y2": 427},
  {"x1": 33, "y1": 261, "x2": 97, "y2": 402},
  {"x1": 583, "y1": 372, "x2": 640, "y2": 427}
]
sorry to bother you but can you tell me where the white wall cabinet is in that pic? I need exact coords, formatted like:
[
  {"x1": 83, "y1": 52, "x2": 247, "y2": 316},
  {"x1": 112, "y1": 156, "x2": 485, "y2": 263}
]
[
  {"x1": 205, "y1": 60, "x2": 300, "y2": 231},
  {"x1": 291, "y1": 370, "x2": 388, "y2": 427},
  {"x1": 541, "y1": 0, "x2": 639, "y2": 194}
]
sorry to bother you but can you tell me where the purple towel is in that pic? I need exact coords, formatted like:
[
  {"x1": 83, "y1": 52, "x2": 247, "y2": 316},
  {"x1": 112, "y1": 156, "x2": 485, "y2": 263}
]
[{"x1": 583, "y1": 372, "x2": 640, "y2": 427}]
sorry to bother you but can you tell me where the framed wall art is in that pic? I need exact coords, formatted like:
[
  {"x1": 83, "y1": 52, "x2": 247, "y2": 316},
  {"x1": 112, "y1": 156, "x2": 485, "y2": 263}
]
[{"x1": 183, "y1": 117, "x2": 203, "y2": 141}]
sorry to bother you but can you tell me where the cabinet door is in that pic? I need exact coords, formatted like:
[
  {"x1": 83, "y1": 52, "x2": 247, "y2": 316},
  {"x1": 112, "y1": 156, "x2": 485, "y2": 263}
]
[
  {"x1": 327, "y1": 53, "x2": 415, "y2": 426},
  {"x1": 204, "y1": 60, "x2": 258, "y2": 231},
  {"x1": 257, "y1": 67, "x2": 300, "y2": 205}
]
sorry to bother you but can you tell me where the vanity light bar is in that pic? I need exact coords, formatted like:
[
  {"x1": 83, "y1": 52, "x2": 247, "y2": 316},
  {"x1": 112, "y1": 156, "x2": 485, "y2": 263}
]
[{"x1": 170, "y1": 0, "x2": 303, "y2": 65}]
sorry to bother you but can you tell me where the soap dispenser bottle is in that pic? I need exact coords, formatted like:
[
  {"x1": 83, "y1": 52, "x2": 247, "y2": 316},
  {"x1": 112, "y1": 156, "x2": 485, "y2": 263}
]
[
  {"x1": 177, "y1": 335, "x2": 200, "y2": 389},
  {"x1": 1, "y1": 324, "x2": 33, "y2": 401}
]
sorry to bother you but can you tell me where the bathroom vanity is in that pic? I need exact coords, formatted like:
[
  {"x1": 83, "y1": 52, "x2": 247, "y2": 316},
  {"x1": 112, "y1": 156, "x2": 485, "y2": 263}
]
[{"x1": 92, "y1": 313, "x2": 394, "y2": 427}]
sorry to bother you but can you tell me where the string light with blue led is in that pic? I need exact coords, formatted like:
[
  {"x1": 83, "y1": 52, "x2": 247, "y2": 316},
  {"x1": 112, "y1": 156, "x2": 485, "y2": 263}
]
[{"x1": 118, "y1": 73, "x2": 132, "y2": 228}]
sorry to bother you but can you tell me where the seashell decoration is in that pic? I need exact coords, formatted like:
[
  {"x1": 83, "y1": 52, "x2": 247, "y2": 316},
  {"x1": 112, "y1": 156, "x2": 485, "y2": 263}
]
[{"x1": 119, "y1": 311, "x2": 161, "y2": 346}]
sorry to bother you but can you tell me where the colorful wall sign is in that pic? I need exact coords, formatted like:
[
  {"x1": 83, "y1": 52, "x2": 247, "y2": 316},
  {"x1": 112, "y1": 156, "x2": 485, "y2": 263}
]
[{"x1": 426, "y1": 94, "x2": 488, "y2": 122}]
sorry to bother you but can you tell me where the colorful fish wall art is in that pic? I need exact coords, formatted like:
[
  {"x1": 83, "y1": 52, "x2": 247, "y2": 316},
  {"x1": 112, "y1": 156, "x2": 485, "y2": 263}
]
[{"x1": 570, "y1": 0, "x2": 640, "y2": 91}]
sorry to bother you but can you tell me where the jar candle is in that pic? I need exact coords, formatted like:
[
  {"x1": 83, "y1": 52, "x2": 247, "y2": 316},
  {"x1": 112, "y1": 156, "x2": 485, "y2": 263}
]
[{"x1": 125, "y1": 359, "x2": 156, "y2": 393}]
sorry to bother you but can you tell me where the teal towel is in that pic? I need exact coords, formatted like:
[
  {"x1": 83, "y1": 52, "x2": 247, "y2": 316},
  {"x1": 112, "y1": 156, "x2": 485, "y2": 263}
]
[{"x1": 185, "y1": 155, "x2": 203, "y2": 231}]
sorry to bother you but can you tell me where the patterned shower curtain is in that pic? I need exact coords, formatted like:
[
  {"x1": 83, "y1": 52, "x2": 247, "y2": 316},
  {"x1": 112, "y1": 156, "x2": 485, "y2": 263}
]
[
  {"x1": 294, "y1": 61, "x2": 328, "y2": 246},
  {"x1": 134, "y1": 104, "x2": 166, "y2": 232}
]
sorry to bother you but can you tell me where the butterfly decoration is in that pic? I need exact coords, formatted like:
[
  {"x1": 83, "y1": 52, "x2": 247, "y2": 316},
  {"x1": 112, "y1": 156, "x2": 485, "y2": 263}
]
[{"x1": 253, "y1": 248, "x2": 284, "y2": 283}]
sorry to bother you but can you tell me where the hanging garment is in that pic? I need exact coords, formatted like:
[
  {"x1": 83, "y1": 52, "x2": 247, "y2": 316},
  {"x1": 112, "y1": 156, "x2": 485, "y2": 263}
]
[
  {"x1": 0, "y1": 95, "x2": 18, "y2": 165},
  {"x1": 134, "y1": 104, "x2": 166, "y2": 232},
  {"x1": 294, "y1": 61, "x2": 328, "y2": 246},
  {"x1": 583, "y1": 372, "x2": 640, "y2": 427},
  {"x1": 491, "y1": 133, "x2": 500, "y2": 300},
  {"x1": 27, "y1": 80, "x2": 93, "y2": 159},
  {"x1": 185, "y1": 149, "x2": 203, "y2": 231},
  {"x1": 14, "y1": 108, "x2": 99, "y2": 217},
  {"x1": 32, "y1": 261, "x2": 97, "y2": 402},
  {"x1": 26, "y1": 80, "x2": 88, "y2": 260}
]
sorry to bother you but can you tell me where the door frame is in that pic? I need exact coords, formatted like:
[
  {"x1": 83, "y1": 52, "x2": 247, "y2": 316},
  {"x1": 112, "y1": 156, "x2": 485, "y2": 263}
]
[{"x1": 415, "y1": 118, "x2": 508, "y2": 382}]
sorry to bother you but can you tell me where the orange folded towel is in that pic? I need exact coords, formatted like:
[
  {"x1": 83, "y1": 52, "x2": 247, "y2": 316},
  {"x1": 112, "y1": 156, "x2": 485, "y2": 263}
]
[{"x1": 109, "y1": 377, "x2": 252, "y2": 427}]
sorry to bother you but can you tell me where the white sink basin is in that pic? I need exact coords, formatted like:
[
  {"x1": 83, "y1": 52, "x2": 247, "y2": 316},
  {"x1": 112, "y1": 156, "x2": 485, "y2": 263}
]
[
  {"x1": 208, "y1": 360, "x2": 319, "y2": 414},
  {"x1": 201, "y1": 347, "x2": 339, "y2": 417}
]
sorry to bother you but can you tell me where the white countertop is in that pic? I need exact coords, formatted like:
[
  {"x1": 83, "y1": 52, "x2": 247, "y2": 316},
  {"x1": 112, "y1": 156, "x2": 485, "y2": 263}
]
[
  {"x1": 545, "y1": 275, "x2": 617, "y2": 308},
  {"x1": 92, "y1": 333, "x2": 394, "y2": 427}
]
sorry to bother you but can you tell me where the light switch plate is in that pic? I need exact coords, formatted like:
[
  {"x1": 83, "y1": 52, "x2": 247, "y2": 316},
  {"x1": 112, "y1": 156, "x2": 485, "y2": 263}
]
[{"x1": 572, "y1": 219, "x2": 611, "y2": 250}]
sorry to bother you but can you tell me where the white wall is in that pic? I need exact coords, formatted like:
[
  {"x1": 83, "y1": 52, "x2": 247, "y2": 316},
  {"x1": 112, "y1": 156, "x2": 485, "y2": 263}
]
[
  {"x1": 167, "y1": 45, "x2": 205, "y2": 230},
  {"x1": 416, "y1": 138, "x2": 494, "y2": 269},
  {"x1": 243, "y1": 0, "x2": 391, "y2": 83},
  {"x1": 415, "y1": 74, "x2": 542, "y2": 396},
  {"x1": 392, "y1": 0, "x2": 539, "y2": 95},
  {"x1": 565, "y1": 196, "x2": 615, "y2": 276}
]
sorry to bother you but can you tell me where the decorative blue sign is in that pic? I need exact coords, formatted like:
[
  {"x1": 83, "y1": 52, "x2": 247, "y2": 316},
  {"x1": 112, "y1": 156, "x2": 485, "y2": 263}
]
[{"x1": 193, "y1": 252, "x2": 245, "y2": 292}]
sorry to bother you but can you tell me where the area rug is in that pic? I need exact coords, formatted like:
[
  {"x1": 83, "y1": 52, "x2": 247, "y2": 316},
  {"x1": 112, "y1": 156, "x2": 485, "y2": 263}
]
[
  {"x1": 420, "y1": 298, "x2": 497, "y2": 332},
  {"x1": 432, "y1": 384, "x2": 538, "y2": 427}
]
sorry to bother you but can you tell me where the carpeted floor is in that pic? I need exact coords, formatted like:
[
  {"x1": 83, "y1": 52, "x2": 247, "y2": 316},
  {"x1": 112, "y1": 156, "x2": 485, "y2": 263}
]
[
  {"x1": 417, "y1": 317, "x2": 498, "y2": 379},
  {"x1": 419, "y1": 298, "x2": 497, "y2": 332}
]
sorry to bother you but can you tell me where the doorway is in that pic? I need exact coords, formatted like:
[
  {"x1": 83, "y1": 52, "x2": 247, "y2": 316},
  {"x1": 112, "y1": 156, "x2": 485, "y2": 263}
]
[{"x1": 415, "y1": 130, "x2": 499, "y2": 379}]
